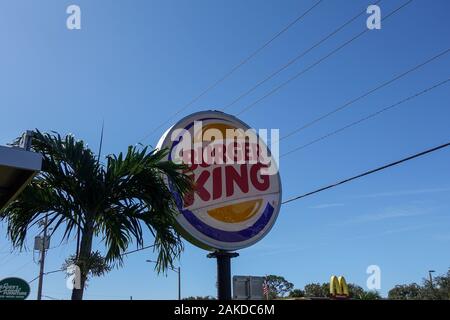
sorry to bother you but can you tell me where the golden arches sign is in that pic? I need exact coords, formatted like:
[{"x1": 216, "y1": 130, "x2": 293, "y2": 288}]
[{"x1": 329, "y1": 275, "x2": 349, "y2": 297}]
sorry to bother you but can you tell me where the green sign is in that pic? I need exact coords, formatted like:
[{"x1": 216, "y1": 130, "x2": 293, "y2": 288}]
[{"x1": 0, "y1": 277, "x2": 30, "y2": 300}]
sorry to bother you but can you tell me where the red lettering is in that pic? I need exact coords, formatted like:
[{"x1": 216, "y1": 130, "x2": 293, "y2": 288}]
[
  {"x1": 250, "y1": 163, "x2": 270, "y2": 191},
  {"x1": 195, "y1": 170, "x2": 211, "y2": 201},
  {"x1": 225, "y1": 164, "x2": 249, "y2": 197},
  {"x1": 182, "y1": 149, "x2": 272, "y2": 208},
  {"x1": 212, "y1": 167, "x2": 222, "y2": 200}
]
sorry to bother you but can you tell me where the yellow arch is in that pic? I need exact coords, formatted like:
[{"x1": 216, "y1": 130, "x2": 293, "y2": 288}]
[
  {"x1": 338, "y1": 276, "x2": 349, "y2": 296},
  {"x1": 330, "y1": 275, "x2": 341, "y2": 296},
  {"x1": 330, "y1": 275, "x2": 349, "y2": 296}
]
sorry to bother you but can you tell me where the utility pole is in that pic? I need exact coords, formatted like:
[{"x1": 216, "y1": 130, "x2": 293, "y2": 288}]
[
  {"x1": 36, "y1": 215, "x2": 49, "y2": 300},
  {"x1": 178, "y1": 266, "x2": 181, "y2": 301},
  {"x1": 146, "y1": 260, "x2": 181, "y2": 300}
]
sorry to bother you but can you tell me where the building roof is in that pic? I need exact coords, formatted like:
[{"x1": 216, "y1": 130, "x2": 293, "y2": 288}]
[{"x1": 0, "y1": 145, "x2": 42, "y2": 210}]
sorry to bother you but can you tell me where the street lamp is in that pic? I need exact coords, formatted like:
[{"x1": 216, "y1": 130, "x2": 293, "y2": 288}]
[
  {"x1": 428, "y1": 270, "x2": 435, "y2": 288},
  {"x1": 146, "y1": 260, "x2": 181, "y2": 300}
]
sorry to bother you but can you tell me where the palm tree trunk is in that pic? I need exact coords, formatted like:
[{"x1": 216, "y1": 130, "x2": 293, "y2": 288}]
[{"x1": 71, "y1": 219, "x2": 94, "y2": 300}]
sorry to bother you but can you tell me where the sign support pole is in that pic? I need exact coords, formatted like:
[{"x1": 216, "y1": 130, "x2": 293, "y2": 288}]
[{"x1": 207, "y1": 250, "x2": 239, "y2": 300}]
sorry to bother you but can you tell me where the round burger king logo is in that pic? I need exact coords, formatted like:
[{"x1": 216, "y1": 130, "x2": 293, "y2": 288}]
[{"x1": 157, "y1": 111, "x2": 281, "y2": 251}]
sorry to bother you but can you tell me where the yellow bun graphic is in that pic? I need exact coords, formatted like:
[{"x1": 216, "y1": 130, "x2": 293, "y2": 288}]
[
  {"x1": 207, "y1": 199, "x2": 263, "y2": 223},
  {"x1": 193, "y1": 123, "x2": 246, "y2": 143}
]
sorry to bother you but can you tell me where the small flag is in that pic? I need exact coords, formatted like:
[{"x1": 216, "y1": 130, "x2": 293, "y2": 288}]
[{"x1": 263, "y1": 280, "x2": 269, "y2": 299}]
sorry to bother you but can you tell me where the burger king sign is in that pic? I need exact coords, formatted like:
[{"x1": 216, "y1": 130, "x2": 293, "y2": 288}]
[{"x1": 157, "y1": 111, "x2": 281, "y2": 251}]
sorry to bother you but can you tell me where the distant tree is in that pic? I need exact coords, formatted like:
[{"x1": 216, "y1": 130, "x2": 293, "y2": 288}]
[
  {"x1": 359, "y1": 290, "x2": 382, "y2": 300},
  {"x1": 304, "y1": 283, "x2": 329, "y2": 298},
  {"x1": 320, "y1": 282, "x2": 330, "y2": 297},
  {"x1": 388, "y1": 283, "x2": 423, "y2": 300},
  {"x1": 347, "y1": 283, "x2": 365, "y2": 299},
  {"x1": 288, "y1": 289, "x2": 305, "y2": 298},
  {"x1": 303, "y1": 282, "x2": 380, "y2": 299},
  {"x1": 182, "y1": 296, "x2": 216, "y2": 300},
  {"x1": 265, "y1": 275, "x2": 294, "y2": 299},
  {"x1": 420, "y1": 281, "x2": 436, "y2": 300},
  {"x1": 388, "y1": 271, "x2": 450, "y2": 301},
  {"x1": 421, "y1": 270, "x2": 450, "y2": 300},
  {"x1": 432, "y1": 270, "x2": 450, "y2": 300}
]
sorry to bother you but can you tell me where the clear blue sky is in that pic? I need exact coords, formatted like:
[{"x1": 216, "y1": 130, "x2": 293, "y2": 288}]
[{"x1": 1, "y1": 0, "x2": 449, "y2": 299}]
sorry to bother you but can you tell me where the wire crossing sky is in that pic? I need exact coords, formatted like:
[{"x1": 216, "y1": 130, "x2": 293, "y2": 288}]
[
  {"x1": 280, "y1": 77, "x2": 450, "y2": 157},
  {"x1": 137, "y1": 0, "x2": 324, "y2": 143},
  {"x1": 221, "y1": 0, "x2": 383, "y2": 112},
  {"x1": 278, "y1": 48, "x2": 450, "y2": 142},
  {"x1": 0, "y1": 0, "x2": 449, "y2": 300},
  {"x1": 282, "y1": 140, "x2": 450, "y2": 204},
  {"x1": 236, "y1": 0, "x2": 413, "y2": 116}
]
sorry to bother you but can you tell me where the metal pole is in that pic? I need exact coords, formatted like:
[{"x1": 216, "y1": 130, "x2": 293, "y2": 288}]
[
  {"x1": 428, "y1": 270, "x2": 435, "y2": 288},
  {"x1": 146, "y1": 260, "x2": 180, "y2": 300},
  {"x1": 37, "y1": 215, "x2": 48, "y2": 300},
  {"x1": 207, "y1": 251, "x2": 239, "y2": 300},
  {"x1": 178, "y1": 266, "x2": 181, "y2": 300}
]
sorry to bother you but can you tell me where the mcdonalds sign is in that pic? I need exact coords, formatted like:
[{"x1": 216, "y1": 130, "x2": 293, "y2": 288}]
[
  {"x1": 329, "y1": 275, "x2": 349, "y2": 299},
  {"x1": 157, "y1": 111, "x2": 281, "y2": 251}
]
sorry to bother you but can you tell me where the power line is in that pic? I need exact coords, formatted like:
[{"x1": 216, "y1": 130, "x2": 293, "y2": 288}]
[
  {"x1": 137, "y1": 0, "x2": 323, "y2": 143},
  {"x1": 42, "y1": 295, "x2": 61, "y2": 300},
  {"x1": 120, "y1": 244, "x2": 156, "y2": 257},
  {"x1": 222, "y1": 0, "x2": 382, "y2": 111},
  {"x1": 13, "y1": 260, "x2": 35, "y2": 274},
  {"x1": 280, "y1": 77, "x2": 449, "y2": 158},
  {"x1": 29, "y1": 269, "x2": 65, "y2": 284},
  {"x1": 26, "y1": 241, "x2": 159, "y2": 286},
  {"x1": 0, "y1": 251, "x2": 22, "y2": 266},
  {"x1": 27, "y1": 247, "x2": 150, "y2": 284},
  {"x1": 0, "y1": 242, "x2": 11, "y2": 253},
  {"x1": 44, "y1": 291, "x2": 129, "y2": 299},
  {"x1": 83, "y1": 292, "x2": 131, "y2": 299},
  {"x1": 27, "y1": 244, "x2": 156, "y2": 284},
  {"x1": 279, "y1": 48, "x2": 450, "y2": 142},
  {"x1": 282, "y1": 140, "x2": 450, "y2": 205},
  {"x1": 48, "y1": 238, "x2": 76, "y2": 250},
  {"x1": 236, "y1": 0, "x2": 413, "y2": 116}
]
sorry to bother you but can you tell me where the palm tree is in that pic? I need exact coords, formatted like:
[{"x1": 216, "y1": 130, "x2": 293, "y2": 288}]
[{"x1": 0, "y1": 130, "x2": 192, "y2": 300}]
